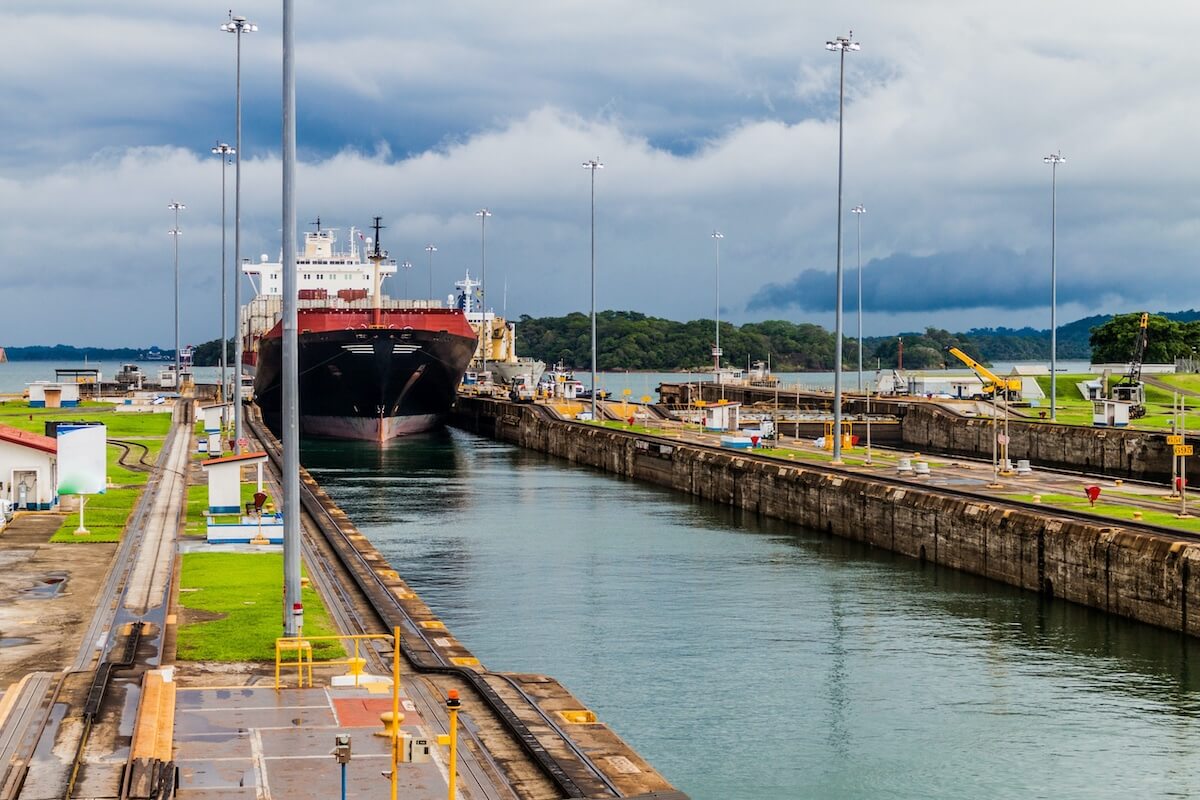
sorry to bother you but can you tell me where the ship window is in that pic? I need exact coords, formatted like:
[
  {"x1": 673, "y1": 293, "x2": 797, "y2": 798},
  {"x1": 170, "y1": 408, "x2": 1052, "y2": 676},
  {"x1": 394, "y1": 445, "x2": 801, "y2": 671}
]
[{"x1": 304, "y1": 273, "x2": 311, "y2": 280}]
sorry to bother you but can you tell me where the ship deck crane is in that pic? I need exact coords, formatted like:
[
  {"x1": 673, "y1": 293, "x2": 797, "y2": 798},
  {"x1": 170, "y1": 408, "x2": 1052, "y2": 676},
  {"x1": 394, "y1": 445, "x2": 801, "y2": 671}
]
[
  {"x1": 945, "y1": 347, "x2": 1023, "y2": 401},
  {"x1": 1111, "y1": 312, "x2": 1148, "y2": 418}
]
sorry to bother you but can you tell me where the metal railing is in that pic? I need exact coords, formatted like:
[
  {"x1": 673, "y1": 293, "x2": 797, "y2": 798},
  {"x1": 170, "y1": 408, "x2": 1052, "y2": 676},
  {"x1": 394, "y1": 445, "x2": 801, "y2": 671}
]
[{"x1": 274, "y1": 632, "x2": 394, "y2": 689}]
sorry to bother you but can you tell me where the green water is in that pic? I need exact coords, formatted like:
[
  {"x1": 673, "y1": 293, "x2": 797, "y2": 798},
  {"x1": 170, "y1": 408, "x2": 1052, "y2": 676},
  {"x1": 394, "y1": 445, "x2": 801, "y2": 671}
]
[{"x1": 303, "y1": 428, "x2": 1200, "y2": 799}]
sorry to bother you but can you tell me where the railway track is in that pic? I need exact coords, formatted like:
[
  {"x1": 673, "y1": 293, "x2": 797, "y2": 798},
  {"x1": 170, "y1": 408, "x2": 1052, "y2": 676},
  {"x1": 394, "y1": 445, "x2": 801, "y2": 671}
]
[
  {"x1": 245, "y1": 409, "x2": 626, "y2": 799},
  {"x1": 1, "y1": 403, "x2": 190, "y2": 800}
]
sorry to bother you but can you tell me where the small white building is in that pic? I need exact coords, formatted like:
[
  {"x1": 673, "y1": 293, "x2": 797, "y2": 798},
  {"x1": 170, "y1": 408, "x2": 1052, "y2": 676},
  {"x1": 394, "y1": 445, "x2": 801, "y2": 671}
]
[
  {"x1": 27, "y1": 382, "x2": 81, "y2": 409},
  {"x1": 199, "y1": 404, "x2": 227, "y2": 434},
  {"x1": 702, "y1": 402, "x2": 741, "y2": 432},
  {"x1": 1007, "y1": 366, "x2": 1048, "y2": 400},
  {"x1": 0, "y1": 424, "x2": 58, "y2": 510},
  {"x1": 1093, "y1": 399, "x2": 1132, "y2": 427},
  {"x1": 199, "y1": 451, "x2": 267, "y2": 514}
]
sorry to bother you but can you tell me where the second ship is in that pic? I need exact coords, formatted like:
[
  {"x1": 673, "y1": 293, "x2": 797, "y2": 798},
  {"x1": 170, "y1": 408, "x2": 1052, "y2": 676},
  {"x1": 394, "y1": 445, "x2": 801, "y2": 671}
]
[{"x1": 242, "y1": 218, "x2": 478, "y2": 442}]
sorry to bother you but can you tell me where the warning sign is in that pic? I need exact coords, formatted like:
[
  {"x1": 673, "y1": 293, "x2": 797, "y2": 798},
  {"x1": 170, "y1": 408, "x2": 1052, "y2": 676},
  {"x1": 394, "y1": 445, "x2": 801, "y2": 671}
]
[
  {"x1": 1175, "y1": 445, "x2": 1193, "y2": 457},
  {"x1": 1168, "y1": 435, "x2": 1184, "y2": 445}
]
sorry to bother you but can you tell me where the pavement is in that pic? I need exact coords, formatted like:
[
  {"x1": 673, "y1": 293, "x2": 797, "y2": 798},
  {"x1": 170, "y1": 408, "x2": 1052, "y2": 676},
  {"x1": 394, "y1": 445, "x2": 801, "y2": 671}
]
[{"x1": 174, "y1": 684, "x2": 447, "y2": 800}]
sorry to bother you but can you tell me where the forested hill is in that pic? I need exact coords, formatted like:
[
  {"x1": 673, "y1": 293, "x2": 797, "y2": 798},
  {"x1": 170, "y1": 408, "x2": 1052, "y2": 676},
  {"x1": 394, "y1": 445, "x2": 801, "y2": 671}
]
[{"x1": 514, "y1": 309, "x2": 1200, "y2": 371}]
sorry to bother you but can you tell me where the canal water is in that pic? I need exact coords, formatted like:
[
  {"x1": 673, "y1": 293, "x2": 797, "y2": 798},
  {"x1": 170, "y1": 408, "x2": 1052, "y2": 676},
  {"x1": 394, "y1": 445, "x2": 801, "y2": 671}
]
[{"x1": 307, "y1": 428, "x2": 1199, "y2": 799}]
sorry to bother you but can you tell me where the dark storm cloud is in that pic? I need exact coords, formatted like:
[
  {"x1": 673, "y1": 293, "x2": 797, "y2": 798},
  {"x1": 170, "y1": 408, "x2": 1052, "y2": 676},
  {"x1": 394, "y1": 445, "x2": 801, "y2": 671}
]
[{"x1": 747, "y1": 247, "x2": 1124, "y2": 313}]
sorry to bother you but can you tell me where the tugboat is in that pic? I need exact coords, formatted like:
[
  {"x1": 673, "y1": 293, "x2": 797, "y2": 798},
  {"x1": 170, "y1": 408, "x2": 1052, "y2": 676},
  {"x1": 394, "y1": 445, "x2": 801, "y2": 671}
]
[{"x1": 242, "y1": 217, "x2": 478, "y2": 441}]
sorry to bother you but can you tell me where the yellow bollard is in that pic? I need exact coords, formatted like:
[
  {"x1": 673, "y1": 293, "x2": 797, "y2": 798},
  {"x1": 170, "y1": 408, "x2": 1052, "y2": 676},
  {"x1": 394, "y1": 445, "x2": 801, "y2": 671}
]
[
  {"x1": 1032, "y1": 495, "x2": 1042, "y2": 503},
  {"x1": 376, "y1": 710, "x2": 406, "y2": 738},
  {"x1": 1132, "y1": 510, "x2": 1143, "y2": 520}
]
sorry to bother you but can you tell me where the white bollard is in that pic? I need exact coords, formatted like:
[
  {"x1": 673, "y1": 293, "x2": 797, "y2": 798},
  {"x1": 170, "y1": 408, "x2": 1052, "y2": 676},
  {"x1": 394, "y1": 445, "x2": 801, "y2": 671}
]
[
  {"x1": 914, "y1": 461, "x2": 931, "y2": 477},
  {"x1": 1016, "y1": 459, "x2": 1032, "y2": 475},
  {"x1": 898, "y1": 457, "x2": 913, "y2": 475}
]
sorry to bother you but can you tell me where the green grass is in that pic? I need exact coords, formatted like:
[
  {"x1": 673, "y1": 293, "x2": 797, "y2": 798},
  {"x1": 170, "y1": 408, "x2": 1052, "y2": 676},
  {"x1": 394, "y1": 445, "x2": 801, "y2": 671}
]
[
  {"x1": 176, "y1": 552, "x2": 344, "y2": 662},
  {"x1": 0, "y1": 401, "x2": 172, "y2": 438},
  {"x1": 1156, "y1": 374, "x2": 1200, "y2": 395},
  {"x1": 50, "y1": 488, "x2": 141, "y2": 542},
  {"x1": 1002, "y1": 491, "x2": 1200, "y2": 532},
  {"x1": 1030, "y1": 375, "x2": 1200, "y2": 431}
]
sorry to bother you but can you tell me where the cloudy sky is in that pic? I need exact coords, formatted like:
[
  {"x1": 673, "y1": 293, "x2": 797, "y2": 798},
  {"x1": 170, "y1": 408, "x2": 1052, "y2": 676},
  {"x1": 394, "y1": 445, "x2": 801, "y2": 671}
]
[{"x1": 2, "y1": 1, "x2": 1198, "y2": 347}]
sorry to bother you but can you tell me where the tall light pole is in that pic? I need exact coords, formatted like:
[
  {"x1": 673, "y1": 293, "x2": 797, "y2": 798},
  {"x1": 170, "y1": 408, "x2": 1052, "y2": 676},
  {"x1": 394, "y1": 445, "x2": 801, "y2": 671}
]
[
  {"x1": 583, "y1": 158, "x2": 604, "y2": 423},
  {"x1": 280, "y1": 0, "x2": 301, "y2": 638},
  {"x1": 475, "y1": 210, "x2": 492, "y2": 380},
  {"x1": 222, "y1": 11, "x2": 257, "y2": 450},
  {"x1": 711, "y1": 230, "x2": 724, "y2": 376},
  {"x1": 212, "y1": 143, "x2": 235, "y2": 405},
  {"x1": 168, "y1": 202, "x2": 185, "y2": 390},
  {"x1": 425, "y1": 244, "x2": 437, "y2": 300},
  {"x1": 401, "y1": 260, "x2": 413, "y2": 300},
  {"x1": 851, "y1": 204, "x2": 866, "y2": 393},
  {"x1": 1044, "y1": 151, "x2": 1065, "y2": 422},
  {"x1": 826, "y1": 31, "x2": 859, "y2": 464}
]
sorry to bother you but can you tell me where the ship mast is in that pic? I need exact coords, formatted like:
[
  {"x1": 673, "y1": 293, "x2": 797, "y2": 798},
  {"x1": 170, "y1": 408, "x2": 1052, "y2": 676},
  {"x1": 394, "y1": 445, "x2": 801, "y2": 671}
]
[{"x1": 370, "y1": 216, "x2": 385, "y2": 327}]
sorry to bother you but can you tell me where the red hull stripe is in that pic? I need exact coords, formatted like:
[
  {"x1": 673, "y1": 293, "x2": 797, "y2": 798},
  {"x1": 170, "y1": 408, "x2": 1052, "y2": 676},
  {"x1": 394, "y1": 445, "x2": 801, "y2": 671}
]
[{"x1": 261, "y1": 309, "x2": 475, "y2": 340}]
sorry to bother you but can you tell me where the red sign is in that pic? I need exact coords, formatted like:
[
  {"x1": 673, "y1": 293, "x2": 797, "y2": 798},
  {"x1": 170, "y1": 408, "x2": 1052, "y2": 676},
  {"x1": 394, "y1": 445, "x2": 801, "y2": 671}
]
[
  {"x1": 238, "y1": 437, "x2": 249, "y2": 449},
  {"x1": 1084, "y1": 486, "x2": 1101, "y2": 507},
  {"x1": 1177, "y1": 477, "x2": 1189, "y2": 490},
  {"x1": 751, "y1": 436, "x2": 760, "y2": 447}
]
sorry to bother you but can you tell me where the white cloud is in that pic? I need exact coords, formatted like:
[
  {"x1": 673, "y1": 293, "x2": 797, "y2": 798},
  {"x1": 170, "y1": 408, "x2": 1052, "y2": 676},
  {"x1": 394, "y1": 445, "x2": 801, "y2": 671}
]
[{"x1": 2, "y1": 1, "x2": 1200, "y2": 347}]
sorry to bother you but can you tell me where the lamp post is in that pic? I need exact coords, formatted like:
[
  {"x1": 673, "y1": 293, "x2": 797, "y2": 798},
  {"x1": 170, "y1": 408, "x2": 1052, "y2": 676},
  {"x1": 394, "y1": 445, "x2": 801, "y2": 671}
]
[
  {"x1": 1043, "y1": 151, "x2": 1065, "y2": 422},
  {"x1": 475, "y1": 210, "x2": 492, "y2": 381},
  {"x1": 167, "y1": 202, "x2": 185, "y2": 389},
  {"x1": 401, "y1": 260, "x2": 413, "y2": 300},
  {"x1": 212, "y1": 143, "x2": 235, "y2": 405},
  {"x1": 826, "y1": 31, "x2": 859, "y2": 464},
  {"x1": 278, "y1": 0, "x2": 302, "y2": 638},
  {"x1": 222, "y1": 11, "x2": 257, "y2": 451},
  {"x1": 851, "y1": 204, "x2": 865, "y2": 394},
  {"x1": 582, "y1": 158, "x2": 604, "y2": 423},
  {"x1": 425, "y1": 244, "x2": 437, "y2": 300},
  {"x1": 711, "y1": 230, "x2": 724, "y2": 377}
]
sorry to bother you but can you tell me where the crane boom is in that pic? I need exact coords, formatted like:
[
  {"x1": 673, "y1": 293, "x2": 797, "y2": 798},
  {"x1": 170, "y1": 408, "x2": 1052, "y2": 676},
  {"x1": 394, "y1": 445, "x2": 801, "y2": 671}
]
[{"x1": 946, "y1": 347, "x2": 1023, "y2": 399}]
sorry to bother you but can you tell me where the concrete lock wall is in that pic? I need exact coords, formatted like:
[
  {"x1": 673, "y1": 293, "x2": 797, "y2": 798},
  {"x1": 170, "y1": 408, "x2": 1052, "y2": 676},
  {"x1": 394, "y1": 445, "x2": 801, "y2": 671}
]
[{"x1": 452, "y1": 396, "x2": 1200, "y2": 638}]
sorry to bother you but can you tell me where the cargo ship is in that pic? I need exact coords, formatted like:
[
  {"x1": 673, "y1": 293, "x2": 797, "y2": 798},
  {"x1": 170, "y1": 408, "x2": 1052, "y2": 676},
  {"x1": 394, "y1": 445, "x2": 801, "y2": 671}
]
[{"x1": 241, "y1": 218, "x2": 478, "y2": 441}]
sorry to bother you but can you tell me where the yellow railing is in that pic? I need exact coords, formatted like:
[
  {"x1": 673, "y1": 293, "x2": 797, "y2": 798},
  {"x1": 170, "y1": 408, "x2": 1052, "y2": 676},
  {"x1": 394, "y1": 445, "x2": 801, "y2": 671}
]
[{"x1": 274, "y1": 633, "x2": 394, "y2": 689}]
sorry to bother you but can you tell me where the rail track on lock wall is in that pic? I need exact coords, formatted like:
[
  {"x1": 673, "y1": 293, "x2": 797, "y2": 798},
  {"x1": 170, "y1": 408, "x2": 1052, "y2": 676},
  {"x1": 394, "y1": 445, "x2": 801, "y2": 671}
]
[{"x1": 244, "y1": 408, "x2": 634, "y2": 800}]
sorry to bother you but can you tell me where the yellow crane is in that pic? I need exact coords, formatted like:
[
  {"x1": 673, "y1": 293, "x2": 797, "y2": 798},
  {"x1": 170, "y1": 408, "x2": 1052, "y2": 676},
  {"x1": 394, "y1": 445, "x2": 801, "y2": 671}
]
[{"x1": 945, "y1": 347, "x2": 1023, "y2": 400}]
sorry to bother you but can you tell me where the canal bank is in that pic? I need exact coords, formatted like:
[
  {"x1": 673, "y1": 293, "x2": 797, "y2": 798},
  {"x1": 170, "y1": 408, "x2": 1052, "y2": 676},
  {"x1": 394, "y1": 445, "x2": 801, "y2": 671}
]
[{"x1": 451, "y1": 395, "x2": 1200, "y2": 638}]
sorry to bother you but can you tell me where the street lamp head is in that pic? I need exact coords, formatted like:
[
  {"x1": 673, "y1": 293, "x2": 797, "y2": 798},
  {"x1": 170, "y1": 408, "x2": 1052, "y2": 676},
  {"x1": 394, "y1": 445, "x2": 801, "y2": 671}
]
[
  {"x1": 221, "y1": 14, "x2": 258, "y2": 33},
  {"x1": 1043, "y1": 152, "x2": 1066, "y2": 165},
  {"x1": 851, "y1": 204, "x2": 866, "y2": 214},
  {"x1": 212, "y1": 142, "x2": 236, "y2": 155},
  {"x1": 167, "y1": 202, "x2": 186, "y2": 211},
  {"x1": 425, "y1": 244, "x2": 438, "y2": 253},
  {"x1": 476, "y1": 209, "x2": 492, "y2": 218},
  {"x1": 582, "y1": 158, "x2": 604, "y2": 170},
  {"x1": 826, "y1": 32, "x2": 860, "y2": 51},
  {"x1": 711, "y1": 230, "x2": 723, "y2": 240}
]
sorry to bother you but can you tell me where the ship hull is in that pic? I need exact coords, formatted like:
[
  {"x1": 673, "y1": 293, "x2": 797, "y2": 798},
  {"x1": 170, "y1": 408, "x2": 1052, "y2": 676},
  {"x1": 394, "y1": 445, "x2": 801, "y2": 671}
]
[
  {"x1": 491, "y1": 358, "x2": 546, "y2": 386},
  {"x1": 253, "y1": 323, "x2": 476, "y2": 442}
]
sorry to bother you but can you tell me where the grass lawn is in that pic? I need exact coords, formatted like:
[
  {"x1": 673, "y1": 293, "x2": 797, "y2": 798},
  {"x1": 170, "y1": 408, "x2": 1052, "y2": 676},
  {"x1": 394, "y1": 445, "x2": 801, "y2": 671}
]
[
  {"x1": 51, "y1": 487, "x2": 142, "y2": 542},
  {"x1": 1031, "y1": 375, "x2": 1200, "y2": 431},
  {"x1": 177, "y1": 552, "x2": 344, "y2": 662},
  {"x1": 1002, "y1": 491, "x2": 1200, "y2": 532},
  {"x1": 1157, "y1": 374, "x2": 1200, "y2": 395}
]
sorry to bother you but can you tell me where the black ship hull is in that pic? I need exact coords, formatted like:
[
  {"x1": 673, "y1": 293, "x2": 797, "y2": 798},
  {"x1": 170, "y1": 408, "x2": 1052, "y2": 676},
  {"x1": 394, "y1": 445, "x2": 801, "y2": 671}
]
[{"x1": 253, "y1": 327, "x2": 476, "y2": 442}]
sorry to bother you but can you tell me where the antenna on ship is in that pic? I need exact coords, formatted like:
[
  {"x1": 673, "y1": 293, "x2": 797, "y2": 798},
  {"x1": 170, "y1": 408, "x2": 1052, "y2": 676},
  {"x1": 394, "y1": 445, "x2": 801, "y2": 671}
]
[
  {"x1": 310, "y1": 216, "x2": 321, "y2": 232},
  {"x1": 371, "y1": 216, "x2": 385, "y2": 258},
  {"x1": 369, "y1": 216, "x2": 386, "y2": 326}
]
